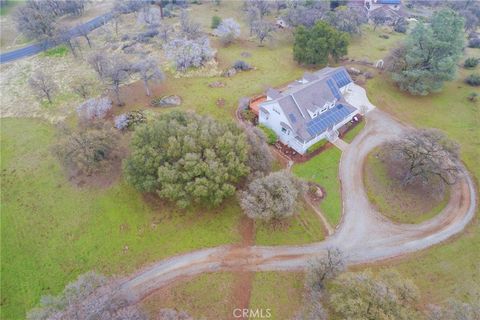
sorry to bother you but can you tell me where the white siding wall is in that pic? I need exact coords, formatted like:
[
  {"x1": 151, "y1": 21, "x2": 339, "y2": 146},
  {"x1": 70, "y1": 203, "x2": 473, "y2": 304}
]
[{"x1": 259, "y1": 102, "x2": 306, "y2": 152}]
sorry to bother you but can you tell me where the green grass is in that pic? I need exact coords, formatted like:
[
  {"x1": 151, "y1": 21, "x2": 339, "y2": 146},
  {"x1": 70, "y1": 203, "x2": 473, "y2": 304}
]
[
  {"x1": 0, "y1": 118, "x2": 242, "y2": 319},
  {"x1": 141, "y1": 273, "x2": 236, "y2": 319},
  {"x1": 364, "y1": 148, "x2": 450, "y2": 224},
  {"x1": 342, "y1": 121, "x2": 365, "y2": 144},
  {"x1": 347, "y1": 24, "x2": 409, "y2": 62},
  {"x1": 364, "y1": 56, "x2": 480, "y2": 305},
  {"x1": 249, "y1": 272, "x2": 305, "y2": 320},
  {"x1": 255, "y1": 201, "x2": 324, "y2": 246},
  {"x1": 306, "y1": 139, "x2": 328, "y2": 154},
  {"x1": 42, "y1": 45, "x2": 69, "y2": 58},
  {"x1": 292, "y1": 148, "x2": 342, "y2": 226}
]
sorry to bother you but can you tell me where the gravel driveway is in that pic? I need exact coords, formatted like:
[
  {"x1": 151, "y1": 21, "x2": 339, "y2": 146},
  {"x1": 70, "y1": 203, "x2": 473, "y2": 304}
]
[{"x1": 119, "y1": 109, "x2": 477, "y2": 302}]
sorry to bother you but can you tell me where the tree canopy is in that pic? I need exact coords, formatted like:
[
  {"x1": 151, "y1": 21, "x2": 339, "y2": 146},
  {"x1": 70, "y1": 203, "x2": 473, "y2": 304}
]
[
  {"x1": 239, "y1": 170, "x2": 302, "y2": 221},
  {"x1": 124, "y1": 111, "x2": 249, "y2": 208},
  {"x1": 293, "y1": 21, "x2": 349, "y2": 65},
  {"x1": 389, "y1": 9, "x2": 464, "y2": 95}
]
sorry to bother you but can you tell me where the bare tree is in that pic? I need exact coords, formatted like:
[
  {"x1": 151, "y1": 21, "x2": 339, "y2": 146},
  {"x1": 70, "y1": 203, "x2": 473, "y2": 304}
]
[
  {"x1": 179, "y1": 10, "x2": 202, "y2": 39},
  {"x1": 385, "y1": 129, "x2": 461, "y2": 186},
  {"x1": 158, "y1": 23, "x2": 173, "y2": 42},
  {"x1": 371, "y1": 10, "x2": 388, "y2": 31},
  {"x1": 76, "y1": 23, "x2": 92, "y2": 48},
  {"x1": 306, "y1": 248, "x2": 345, "y2": 292},
  {"x1": 71, "y1": 77, "x2": 94, "y2": 99},
  {"x1": 14, "y1": 3, "x2": 56, "y2": 40},
  {"x1": 76, "y1": 97, "x2": 113, "y2": 122},
  {"x1": 53, "y1": 123, "x2": 120, "y2": 176},
  {"x1": 246, "y1": 0, "x2": 270, "y2": 18},
  {"x1": 245, "y1": 5, "x2": 260, "y2": 35},
  {"x1": 102, "y1": 54, "x2": 133, "y2": 106},
  {"x1": 252, "y1": 19, "x2": 274, "y2": 45},
  {"x1": 134, "y1": 58, "x2": 164, "y2": 96},
  {"x1": 55, "y1": 26, "x2": 80, "y2": 57},
  {"x1": 27, "y1": 271, "x2": 146, "y2": 320},
  {"x1": 214, "y1": 18, "x2": 241, "y2": 45},
  {"x1": 28, "y1": 70, "x2": 58, "y2": 103},
  {"x1": 87, "y1": 50, "x2": 109, "y2": 79}
]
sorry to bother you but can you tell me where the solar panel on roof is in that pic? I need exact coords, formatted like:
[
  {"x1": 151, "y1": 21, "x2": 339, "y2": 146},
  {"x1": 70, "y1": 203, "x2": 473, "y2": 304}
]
[
  {"x1": 332, "y1": 70, "x2": 351, "y2": 88},
  {"x1": 306, "y1": 104, "x2": 355, "y2": 137},
  {"x1": 327, "y1": 79, "x2": 341, "y2": 100},
  {"x1": 289, "y1": 113, "x2": 297, "y2": 123}
]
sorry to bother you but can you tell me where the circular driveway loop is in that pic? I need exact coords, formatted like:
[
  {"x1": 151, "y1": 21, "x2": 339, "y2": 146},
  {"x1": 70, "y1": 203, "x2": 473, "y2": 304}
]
[{"x1": 120, "y1": 109, "x2": 477, "y2": 302}]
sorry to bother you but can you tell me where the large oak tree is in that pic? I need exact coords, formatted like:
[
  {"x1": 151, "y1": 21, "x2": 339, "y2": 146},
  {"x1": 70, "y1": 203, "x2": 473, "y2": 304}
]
[{"x1": 124, "y1": 111, "x2": 249, "y2": 208}]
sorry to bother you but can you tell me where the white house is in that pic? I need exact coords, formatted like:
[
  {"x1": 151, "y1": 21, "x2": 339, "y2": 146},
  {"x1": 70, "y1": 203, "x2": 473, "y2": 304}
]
[{"x1": 258, "y1": 67, "x2": 358, "y2": 155}]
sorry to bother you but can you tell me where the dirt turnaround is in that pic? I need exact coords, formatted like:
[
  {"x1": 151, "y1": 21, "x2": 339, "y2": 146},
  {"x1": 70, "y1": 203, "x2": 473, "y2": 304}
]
[{"x1": 118, "y1": 109, "x2": 477, "y2": 304}]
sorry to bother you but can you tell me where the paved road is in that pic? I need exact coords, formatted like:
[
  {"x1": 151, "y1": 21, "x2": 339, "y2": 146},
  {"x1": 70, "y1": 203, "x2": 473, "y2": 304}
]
[
  {"x1": 0, "y1": 13, "x2": 112, "y2": 64},
  {"x1": 118, "y1": 109, "x2": 477, "y2": 302}
]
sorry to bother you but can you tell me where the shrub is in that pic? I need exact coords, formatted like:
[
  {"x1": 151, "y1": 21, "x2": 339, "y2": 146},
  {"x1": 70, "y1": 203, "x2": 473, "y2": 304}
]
[
  {"x1": 233, "y1": 60, "x2": 252, "y2": 71},
  {"x1": 468, "y1": 38, "x2": 480, "y2": 48},
  {"x1": 114, "y1": 110, "x2": 147, "y2": 130},
  {"x1": 258, "y1": 124, "x2": 277, "y2": 144},
  {"x1": 211, "y1": 16, "x2": 222, "y2": 29},
  {"x1": 43, "y1": 45, "x2": 69, "y2": 57},
  {"x1": 465, "y1": 73, "x2": 480, "y2": 86},
  {"x1": 464, "y1": 57, "x2": 479, "y2": 69},
  {"x1": 307, "y1": 139, "x2": 328, "y2": 153},
  {"x1": 468, "y1": 92, "x2": 478, "y2": 102},
  {"x1": 394, "y1": 21, "x2": 407, "y2": 33},
  {"x1": 241, "y1": 109, "x2": 256, "y2": 123}
]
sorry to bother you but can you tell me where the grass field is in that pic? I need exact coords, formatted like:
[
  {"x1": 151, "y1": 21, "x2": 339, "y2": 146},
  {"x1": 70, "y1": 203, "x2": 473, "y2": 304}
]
[
  {"x1": 292, "y1": 148, "x2": 343, "y2": 226},
  {"x1": 342, "y1": 120, "x2": 365, "y2": 143},
  {"x1": 365, "y1": 57, "x2": 480, "y2": 305},
  {"x1": 364, "y1": 148, "x2": 450, "y2": 224},
  {"x1": 0, "y1": 118, "x2": 244, "y2": 319},
  {"x1": 142, "y1": 273, "x2": 236, "y2": 319},
  {"x1": 249, "y1": 272, "x2": 305, "y2": 320},
  {"x1": 255, "y1": 200, "x2": 324, "y2": 246}
]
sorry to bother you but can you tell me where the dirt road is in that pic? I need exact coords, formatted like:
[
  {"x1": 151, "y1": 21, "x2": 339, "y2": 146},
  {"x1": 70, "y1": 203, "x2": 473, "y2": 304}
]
[{"x1": 119, "y1": 109, "x2": 477, "y2": 303}]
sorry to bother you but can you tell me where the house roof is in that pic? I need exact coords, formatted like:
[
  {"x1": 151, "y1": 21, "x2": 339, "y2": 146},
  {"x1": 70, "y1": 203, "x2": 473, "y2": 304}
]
[
  {"x1": 377, "y1": 0, "x2": 400, "y2": 4},
  {"x1": 260, "y1": 67, "x2": 356, "y2": 142}
]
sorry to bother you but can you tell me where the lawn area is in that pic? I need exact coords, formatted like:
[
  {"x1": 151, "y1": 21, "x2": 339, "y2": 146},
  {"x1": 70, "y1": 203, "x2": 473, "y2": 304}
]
[
  {"x1": 249, "y1": 272, "x2": 305, "y2": 319},
  {"x1": 0, "y1": 118, "x2": 243, "y2": 319},
  {"x1": 292, "y1": 148, "x2": 343, "y2": 226},
  {"x1": 255, "y1": 200, "x2": 324, "y2": 246},
  {"x1": 364, "y1": 148, "x2": 450, "y2": 224},
  {"x1": 342, "y1": 120, "x2": 365, "y2": 144},
  {"x1": 141, "y1": 273, "x2": 236, "y2": 319},
  {"x1": 364, "y1": 54, "x2": 480, "y2": 305}
]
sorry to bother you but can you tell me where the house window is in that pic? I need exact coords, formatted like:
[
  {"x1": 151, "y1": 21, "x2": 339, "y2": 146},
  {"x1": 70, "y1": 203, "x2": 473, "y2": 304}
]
[
  {"x1": 273, "y1": 108, "x2": 280, "y2": 115},
  {"x1": 281, "y1": 127, "x2": 287, "y2": 134}
]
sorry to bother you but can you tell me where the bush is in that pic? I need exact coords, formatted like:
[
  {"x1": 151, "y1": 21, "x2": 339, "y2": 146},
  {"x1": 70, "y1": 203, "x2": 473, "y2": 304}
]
[
  {"x1": 394, "y1": 22, "x2": 407, "y2": 33},
  {"x1": 42, "y1": 45, "x2": 69, "y2": 57},
  {"x1": 468, "y1": 38, "x2": 480, "y2": 48},
  {"x1": 241, "y1": 109, "x2": 256, "y2": 123},
  {"x1": 468, "y1": 92, "x2": 478, "y2": 102},
  {"x1": 258, "y1": 124, "x2": 277, "y2": 144},
  {"x1": 213, "y1": 18, "x2": 240, "y2": 45},
  {"x1": 114, "y1": 110, "x2": 147, "y2": 130},
  {"x1": 465, "y1": 73, "x2": 480, "y2": 86},
  {"x1": 211, "y1": 16, "x2": 222, "y2": 29},
  {"x1": 233, "y1": 60, "x2": 252, "y2": 71},
  {"x1": 464, "y1": 57, "x2": 479, "y2": 69},
  {"x1": 307, "y1": 139, "x2": 328, "y2": 153}
]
